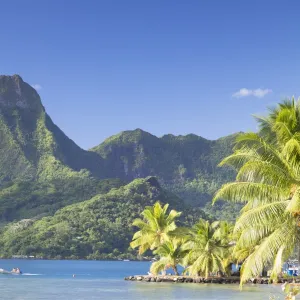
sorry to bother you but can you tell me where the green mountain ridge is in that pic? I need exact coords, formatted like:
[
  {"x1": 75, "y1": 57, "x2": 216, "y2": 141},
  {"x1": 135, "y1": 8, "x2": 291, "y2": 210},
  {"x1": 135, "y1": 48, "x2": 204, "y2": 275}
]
[
  {"x1": 0, "y1": 74, "x2": 237, "y2": 227},
  {"x1": 91, "y1": 128, "x2": 237, "y2": 206}
]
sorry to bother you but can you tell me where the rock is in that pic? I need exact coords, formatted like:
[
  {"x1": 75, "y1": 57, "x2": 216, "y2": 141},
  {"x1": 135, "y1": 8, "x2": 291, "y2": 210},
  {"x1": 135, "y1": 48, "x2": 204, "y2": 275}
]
[{"x1": 136, "y1": 276, "x2": 143, "y2": 281}]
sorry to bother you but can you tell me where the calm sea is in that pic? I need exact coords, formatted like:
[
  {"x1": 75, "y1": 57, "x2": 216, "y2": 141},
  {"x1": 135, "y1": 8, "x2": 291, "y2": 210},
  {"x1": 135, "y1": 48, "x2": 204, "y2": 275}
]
[{"x1": 0, "y1": 259, "x2": 282, "y2": 300}]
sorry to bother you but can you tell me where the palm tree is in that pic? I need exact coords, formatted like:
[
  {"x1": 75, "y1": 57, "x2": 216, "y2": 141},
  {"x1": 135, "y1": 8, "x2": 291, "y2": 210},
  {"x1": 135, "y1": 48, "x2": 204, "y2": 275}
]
[
  {"x1": 130, "y1": 202, "x2": 182, "y2": 255},
  {"x1": 150, "y1": 238, "x2": 188, "y2": 276},
  {"x1": 213, "y1": 98, "x2": 300, "y2": 284},
  {"x1": 182, "y1": 219, "x2": 232, "y2": 278}
]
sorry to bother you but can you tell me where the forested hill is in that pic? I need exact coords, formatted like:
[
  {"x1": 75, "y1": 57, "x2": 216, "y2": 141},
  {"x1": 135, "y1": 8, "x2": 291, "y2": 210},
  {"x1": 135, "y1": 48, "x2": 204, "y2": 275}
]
[
  {"x1": 0, "y1": 177, "x2": 205, "y2": 259},
  {"x1": 91, "y1": 129, "x2": 237, "y2": 206}
]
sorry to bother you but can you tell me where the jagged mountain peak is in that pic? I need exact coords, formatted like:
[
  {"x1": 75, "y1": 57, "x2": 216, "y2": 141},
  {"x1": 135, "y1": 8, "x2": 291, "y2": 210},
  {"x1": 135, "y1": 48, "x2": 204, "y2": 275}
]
[
  {"x1": 0, "y1": 74, "x2": 43, "y2": 112},
  {"x1": 0, "y1": 74, "x2": 105, "y2": 183}
]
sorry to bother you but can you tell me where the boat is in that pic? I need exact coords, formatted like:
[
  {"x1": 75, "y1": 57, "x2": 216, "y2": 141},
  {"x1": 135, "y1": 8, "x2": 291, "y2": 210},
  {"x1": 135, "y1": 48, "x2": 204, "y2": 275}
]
[
  {"x1": 123, "y1": 259, "x2": 130, "y2": 262},
  {"x1": 0, "y1": 268, "x2": 22, "y2": 275}
]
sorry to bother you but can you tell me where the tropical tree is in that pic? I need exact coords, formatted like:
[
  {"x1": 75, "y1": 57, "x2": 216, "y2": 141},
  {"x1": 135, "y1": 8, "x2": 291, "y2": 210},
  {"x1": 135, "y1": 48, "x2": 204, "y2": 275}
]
[
  {"x1": 182, "y1": 219, "x2": 232, "y2": 278},
  {"x1": 130, "y1": 202, "x2": 182, "y2": 254},
  {"x1": 150, "y1": 238, "x2": 188, "y2": 276},
  {"x1": 214, "y1": 98, "x2": 300, "y2": 284}
]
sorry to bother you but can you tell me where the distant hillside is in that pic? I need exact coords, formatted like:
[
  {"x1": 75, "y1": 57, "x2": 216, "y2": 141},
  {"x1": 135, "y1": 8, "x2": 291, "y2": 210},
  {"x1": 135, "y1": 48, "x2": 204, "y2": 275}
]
[
  {"x1": 0, "y1": 177, "x2": 205, "y2": 259},
  {"x1": 91, "y1": 129, "x2": 237, "y2": 206}
]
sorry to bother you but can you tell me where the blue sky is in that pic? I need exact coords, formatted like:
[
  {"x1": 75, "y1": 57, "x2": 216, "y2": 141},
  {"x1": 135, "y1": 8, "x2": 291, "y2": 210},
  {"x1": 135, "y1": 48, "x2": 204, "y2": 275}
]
[{"x1": 1, "y1": 0, "x2": 300, "y2": 149}]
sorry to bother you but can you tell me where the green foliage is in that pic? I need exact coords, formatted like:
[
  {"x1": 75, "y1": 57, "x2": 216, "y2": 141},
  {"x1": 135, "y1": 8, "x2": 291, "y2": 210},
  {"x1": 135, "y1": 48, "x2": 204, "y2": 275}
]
[
  {"x1": 131, "y1": 203, "x2": 233, "y2": 277},
  {"x1": 0, "y1": 178, "x2": 203, "y2": 259},
  {"x1": 151, "y1": 238, "x2": 188, "y2": 276},
  {"x1": 182, "y1": 219, "x2": 233, "y2": 277},
  {"x1": 130, "y1": 202, "x2": 183, "y2": 254},
  {"x1": 91, "y1": 129, "x2": 237, "y2": 207},
  {"x1": 0, "y1": 177, "x2": 124, "y2": 222},
  {"x1": 215, "y1": 98, "x2": 300, "y2": 285},
  {"x1": 0, "y1": 75, "x2": 237, "y2": 259}
]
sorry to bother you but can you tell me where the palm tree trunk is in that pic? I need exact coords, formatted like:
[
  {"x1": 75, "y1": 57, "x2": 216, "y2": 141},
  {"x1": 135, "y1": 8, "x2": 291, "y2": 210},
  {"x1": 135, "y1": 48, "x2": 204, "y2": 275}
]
[{"x1": 205, "y1": 267, "x2": 209, "y2": 279}]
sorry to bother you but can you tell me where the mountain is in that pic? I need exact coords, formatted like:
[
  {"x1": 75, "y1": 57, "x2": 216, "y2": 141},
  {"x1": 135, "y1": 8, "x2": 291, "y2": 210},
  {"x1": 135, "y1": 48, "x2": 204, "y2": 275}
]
[
  {"x1": 0, "y1": 75, "x2": 122, "y2": 222},
  {"x1": 0, "y1": 74, "x2": 104, "y2": 182},
  {"x1": 0, "y1": 74, "x2": 239, "y2": 258},
  {"x1": 91, "y1": 129, "x2": 237, "y2": 206},
  {"x1": 0, "y1": 74, "x2": 237, "y2": 224},
  {"x1": 0, "y1": 177, "x2": 205, "y2": 259}
]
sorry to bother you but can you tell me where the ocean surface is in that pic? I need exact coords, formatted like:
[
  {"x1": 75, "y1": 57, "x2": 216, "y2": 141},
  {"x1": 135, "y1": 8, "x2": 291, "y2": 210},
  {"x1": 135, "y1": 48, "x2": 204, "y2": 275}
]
[{"x1": 0, "y1": 259, "x2": 283, "y2": 300}]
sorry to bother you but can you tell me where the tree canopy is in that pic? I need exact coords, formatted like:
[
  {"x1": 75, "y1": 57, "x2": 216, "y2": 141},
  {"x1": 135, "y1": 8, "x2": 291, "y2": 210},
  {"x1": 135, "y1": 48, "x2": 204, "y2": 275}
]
[{"x1": 214, "y1": 98, "x2": 300, "y2": 284}]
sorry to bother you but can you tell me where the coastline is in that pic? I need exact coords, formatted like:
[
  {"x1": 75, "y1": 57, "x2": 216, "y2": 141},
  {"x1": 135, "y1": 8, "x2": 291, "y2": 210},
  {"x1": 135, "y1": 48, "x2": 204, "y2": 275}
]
[
  {"x1": 125, "y1": 275, "x2": 300, "y2": 284},
  {"x1": 2, "y1": 257, "x2": 148, "y2": 262}
]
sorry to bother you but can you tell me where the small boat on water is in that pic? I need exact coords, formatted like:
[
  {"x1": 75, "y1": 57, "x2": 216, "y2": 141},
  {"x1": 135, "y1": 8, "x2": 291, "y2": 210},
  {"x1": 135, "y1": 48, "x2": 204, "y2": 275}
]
[{"x1": 0, "y1": 268, "x2": 22, "y2": 275}]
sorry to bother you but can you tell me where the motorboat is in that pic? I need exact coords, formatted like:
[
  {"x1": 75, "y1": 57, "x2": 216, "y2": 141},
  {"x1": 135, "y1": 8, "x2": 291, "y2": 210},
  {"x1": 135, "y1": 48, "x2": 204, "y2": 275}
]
[{"x1": 0, "y1": 268, "x2": 22, "y2": 275}]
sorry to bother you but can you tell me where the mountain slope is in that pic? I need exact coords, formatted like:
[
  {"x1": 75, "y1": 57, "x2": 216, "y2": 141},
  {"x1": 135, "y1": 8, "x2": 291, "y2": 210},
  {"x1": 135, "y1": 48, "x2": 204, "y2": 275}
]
[
  {"x1": 0, "y1": 177, "x2": 205, "y2": 259},
  {"x1": 0, "y1": 74, "x2": 104, "y2": 182},
  {"x1": 0, "y1": 75, "x2": 119, "y2": 222},
  {"x1": 91, "y1": 129, "x2": 237, "y2": 206}
]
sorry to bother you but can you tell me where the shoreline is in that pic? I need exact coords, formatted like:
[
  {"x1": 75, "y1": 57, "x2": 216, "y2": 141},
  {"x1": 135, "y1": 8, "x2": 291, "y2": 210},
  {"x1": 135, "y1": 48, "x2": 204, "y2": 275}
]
[
  {"x1": 1, "y1": 258, "x2": 150, "y2": 262},
  {"x1": 125, "y1": 275, "x2": 300, "y2": 284}
]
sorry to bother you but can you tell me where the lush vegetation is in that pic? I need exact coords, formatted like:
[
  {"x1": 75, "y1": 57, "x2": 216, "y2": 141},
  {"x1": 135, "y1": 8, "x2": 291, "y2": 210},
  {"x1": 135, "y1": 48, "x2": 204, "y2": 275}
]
[
  {"x1": 0, "y1": 75, "x2": 238, "y2": 223},
  {"x1": 0, "y1": 177, "x2": 205, "y2": 259},
  {"x1": 0, "y1": 177, "x2": 124, "y2": 222},
  {"x1": 5, "y1": 73, "x2": 300, "y2": 294},
  {"x1": 130, "y1": 202, "x2": 184, "y2": 254},
  {"x1": 91, "y1": 129, "x2": 237, "y2": 207},
  {"x1": 128, "y1": 99, "x2": 300, "y2": 294},
  {"x1": 214, "y1": 98, "x2": 300, "y2": 285},
  {"x1": 131, "y1": 202, "x2": 233, "y2": 277}
]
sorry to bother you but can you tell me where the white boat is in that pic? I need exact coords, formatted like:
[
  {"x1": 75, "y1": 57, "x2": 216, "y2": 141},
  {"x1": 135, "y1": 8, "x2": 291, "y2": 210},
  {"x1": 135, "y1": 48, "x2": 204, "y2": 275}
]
[
  {"x1": 123, "y1": 259, "x2": 130, "y2": 262},
  {"x1": 0, "y1": 268, "x2": 22, "y2": 275}
]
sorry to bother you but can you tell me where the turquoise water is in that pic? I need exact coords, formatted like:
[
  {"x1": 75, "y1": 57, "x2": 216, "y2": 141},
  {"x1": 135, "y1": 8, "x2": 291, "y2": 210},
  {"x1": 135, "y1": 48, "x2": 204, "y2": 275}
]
[{"x1": 0, "y1": 260, "x2": 283, "y2": 299}]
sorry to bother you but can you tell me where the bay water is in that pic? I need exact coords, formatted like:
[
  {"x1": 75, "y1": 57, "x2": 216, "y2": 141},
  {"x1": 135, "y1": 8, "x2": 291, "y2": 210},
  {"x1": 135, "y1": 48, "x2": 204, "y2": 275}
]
[{"x1": 0, "y1": 259, "x2": 283, "y2": 299}]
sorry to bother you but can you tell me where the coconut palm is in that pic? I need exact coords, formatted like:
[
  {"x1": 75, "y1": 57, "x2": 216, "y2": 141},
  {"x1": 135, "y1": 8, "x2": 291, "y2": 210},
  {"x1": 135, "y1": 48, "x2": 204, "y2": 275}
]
[
  {"x1": 182, "y1": 219, "x2": 232, "y2": 278},
  {"x1": 213, "y1": 98, "x2": 300, "y2": 284},
  {"x1": 150, "y1": 238, "x2": 188, "y2": 276},
  {"x1": 130, "y1": 202, "x2": 182, "y2": 254}
]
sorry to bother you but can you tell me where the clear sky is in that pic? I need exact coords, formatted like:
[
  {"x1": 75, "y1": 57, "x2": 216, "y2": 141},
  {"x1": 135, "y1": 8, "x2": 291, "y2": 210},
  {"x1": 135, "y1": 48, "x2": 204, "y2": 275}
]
[{"x1": 1, "y1": 0, "x2": 299, "y2": 149}]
